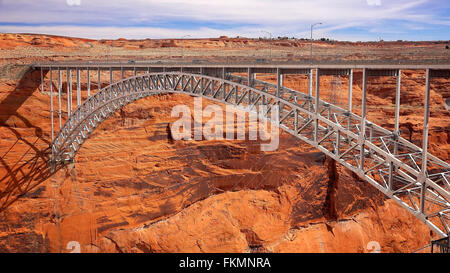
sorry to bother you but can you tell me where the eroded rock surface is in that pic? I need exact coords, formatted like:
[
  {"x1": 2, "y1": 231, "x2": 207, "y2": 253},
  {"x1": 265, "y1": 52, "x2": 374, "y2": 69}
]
[{"x1": 0, "y1": 36, "x2": 448, "y2": 253}]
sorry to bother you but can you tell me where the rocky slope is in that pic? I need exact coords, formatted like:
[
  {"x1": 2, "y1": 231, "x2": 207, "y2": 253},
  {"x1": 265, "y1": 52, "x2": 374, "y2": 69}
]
[{"x1": 1, "y1": 33, "x2": 449, "y2": 64}]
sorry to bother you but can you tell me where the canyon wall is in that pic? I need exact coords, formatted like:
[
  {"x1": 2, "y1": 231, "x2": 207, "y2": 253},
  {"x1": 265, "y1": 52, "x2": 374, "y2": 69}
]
[{"x1": 0, "y1": 35, "x2": 448, "y2": 252}]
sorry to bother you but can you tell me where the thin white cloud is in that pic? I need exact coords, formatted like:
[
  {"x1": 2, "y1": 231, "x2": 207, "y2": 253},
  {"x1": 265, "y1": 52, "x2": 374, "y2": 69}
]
[
  {"x1": 0, "y1": 0, "x2": 435, "y2": 24},
  {"x1": 66, "y1": 0, "x2": 81, "y2": 6},
  {"x1": 0, "y1": 25, "x2": 252, "y2": 39},
  {"x1": 0, "y1": 0, "x2": 448, "y2": 41},
  {"x1": 366, "y1": 0, "x2": 381, "y2": 6}
]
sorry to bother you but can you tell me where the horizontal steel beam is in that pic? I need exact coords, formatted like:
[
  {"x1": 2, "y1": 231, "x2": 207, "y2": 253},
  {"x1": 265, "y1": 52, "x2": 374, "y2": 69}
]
[
  {"x1": 32, "y1": 62, "x2": 450, "y2": 72},
  {"x1": 319, "y1": 68, "x2": 351, "y2": 76},
  {"x1": 430, "y1": 69, "x2": 450, "y2": 78},
  {"x1": 367, "y1": 69, "x2": 399, "y2": 77}
]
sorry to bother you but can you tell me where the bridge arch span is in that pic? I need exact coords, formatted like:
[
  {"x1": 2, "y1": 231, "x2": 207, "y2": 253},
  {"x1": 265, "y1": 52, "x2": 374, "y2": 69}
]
[{"x1": 51, "y1": 71, "x2": 450, "y2": 238}]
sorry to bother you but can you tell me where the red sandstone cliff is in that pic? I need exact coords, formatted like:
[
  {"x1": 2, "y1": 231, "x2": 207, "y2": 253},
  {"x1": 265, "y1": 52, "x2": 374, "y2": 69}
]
[{"x1": 0, "y1": 35, "x2": 448, "y2": 253}]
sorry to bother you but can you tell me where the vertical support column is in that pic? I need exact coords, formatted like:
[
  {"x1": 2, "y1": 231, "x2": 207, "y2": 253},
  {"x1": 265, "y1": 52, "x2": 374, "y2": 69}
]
[
  {"x1": 347, "y1": 69, "x2": 353, "y2": 133},
  {"x1": 294, "y1": 109, "x2": 298, "y2": 133},
  {"x1": 394, "y1": 69, "x2": 401, "y2": 154},
  {"x1": 248, "y1": 68, "x2": 253, "y2": 103},
  {"x1": 420, "y1": 69, "x2": 431, "y2": 213},
  {"x1": 314, "y1": 68, "x2": 320, "y2": 143},
  {"x1": 359, "y1": 68, "x2": 367, "y2": 170},
  {"x1": 87, "y1": 68, "x2": 91, "y2": 98},
  {"x1": 308, "y1": 68, "x2": 313, "y2": 118},
  {"x1": 335, "y1": 130, "x2": 341, "y2": 156},
  {"x1": 308, "y1": 68, "x2": 313, "y2": 97},
  {"x1": 368, "y1": 124, "x2": 373, "y2": 156},
  {"x1": 277, "y1": 68, "x2": 283, "y2": 120},
  {"x1": 110, "y1": 67, "x2": 113, "y2": 85},
  {"x1": 97, "y1": 67, "x2": 101, "y2": 91},
  {"x1": 247, "y1": 67, "x2": 253, "y2": 87},
  {"x1": 133, "y1": 67, "x2": 137, "y2": 77},
  {"x1": 222, "y1": 67, "x2": 226, "y2": 100},
  {"x1": 66, "y1": 68, "x2": 70, "y2": 116},
  {"x1": 57, "y1": 68, "x2": 62, "y2": 129},
  {"x1": 69, "y1": 70, "x2": 73, "y2": 113},
  {"x1": 200, "y1": 68, "x2": 204, "y2": 92},
  {"x1": 121, "y1": 67, "x2": 124, "y2": 79},
  {"x1": 50, "y1": 67, "x2": 54, "y2": 161},
  {"x1": 348, "y1": 69, "x2": 353, "y2": 112},
  {"x1": 181, "y1": 68, "x2": 185, "y2": 91},
  {"x1": 40, "y1": 68, "x2": 44, "y2": 93},
  {"x1": 326, "y1": 104, "x2": 331, "y2": 132},
  {"x1": 389, "y1": 69, "x2": 402, "y2": 191},
  {"x1": 388, "y1": 160, "x2": 394, "y2": 191},
  {"x1": 76, "y1": 68, "x2": 81, "y2": 107},
  {"x1": 276, "y1": 68, "x2": 282, "y2": 98}
]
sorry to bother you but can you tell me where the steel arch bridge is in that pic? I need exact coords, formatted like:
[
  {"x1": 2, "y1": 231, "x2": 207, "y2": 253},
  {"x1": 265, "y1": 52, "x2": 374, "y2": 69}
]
[{"x1": 34, "y1": 63, "x2": 450, "y2": 239}]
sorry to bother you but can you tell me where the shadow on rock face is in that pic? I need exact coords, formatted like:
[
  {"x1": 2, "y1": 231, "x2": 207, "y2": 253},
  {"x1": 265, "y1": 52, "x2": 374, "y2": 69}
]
[{"x1": 0, "y1": 67, "x2": 61, "y2": 213}]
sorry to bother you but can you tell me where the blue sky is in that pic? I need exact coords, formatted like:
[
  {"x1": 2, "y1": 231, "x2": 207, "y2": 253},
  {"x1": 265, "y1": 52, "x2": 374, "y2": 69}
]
[{"x1": 0, "y1": 0, "x2": 448, "y2": 41}]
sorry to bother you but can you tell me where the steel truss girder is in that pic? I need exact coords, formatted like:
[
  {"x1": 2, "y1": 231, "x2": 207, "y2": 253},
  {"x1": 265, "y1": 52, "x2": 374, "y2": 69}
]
[
  {"x1": 227, "y1": 73, "x2": 450, "y2": 238},
  {"x1": 50, "y1": 71, "x2": 450, "y2": 238}
]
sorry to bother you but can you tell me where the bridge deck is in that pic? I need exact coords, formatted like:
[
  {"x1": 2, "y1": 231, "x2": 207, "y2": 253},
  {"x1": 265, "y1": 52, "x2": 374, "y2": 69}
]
[{"x1": 33, "y1": 62, "x2": 450, "y2": 71}]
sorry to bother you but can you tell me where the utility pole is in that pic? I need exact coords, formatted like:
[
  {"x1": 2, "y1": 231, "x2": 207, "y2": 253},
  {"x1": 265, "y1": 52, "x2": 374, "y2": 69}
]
[
  {"x1": 261, "y1": 30, "x2": 272, "y2": 62},
  {"x1": 310, "y1": 22, "x2": 322, "y2": 65},
  {"x1": 181, "y1": 34, "x2": 191, "y2": 61}
]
